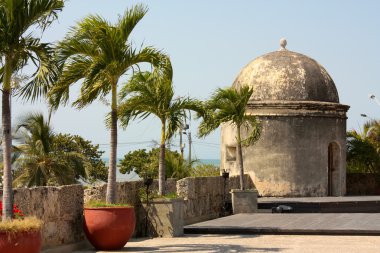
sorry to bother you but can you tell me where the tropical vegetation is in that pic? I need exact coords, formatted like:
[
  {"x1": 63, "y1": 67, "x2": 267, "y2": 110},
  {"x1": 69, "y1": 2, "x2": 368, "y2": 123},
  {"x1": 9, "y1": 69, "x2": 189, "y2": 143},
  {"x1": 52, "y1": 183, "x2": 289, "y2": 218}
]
[
  {"x1": 52, "y1": 134, "x2": 107, "y2": 183},
  {"x1": 347, "y1": 120, "x2": 380, "y2": 174},
  {"x1": 0, "y1": 1, "x2": 258, "y2": 222},
  {"x1": 0, "y1": 0, "x2": 64, "y2": 221},
  {"x1": 118, "y1": 71, "x2": 201, "y2": 195},
  {"x1": 12, "y1": 113, "x2": 107, "y2": 187},
  {"x1": 119, "y1": 147, "x2": 197, "y2": 180},
  {"x1": 198, "y1": 86, "x2": 260, "y2": 190},
  {"x1": 190, "y1": 163, "x2": 220, "y2": 177},
  {"x1": 49, "y1": 4, "x2": 170, "y2": 203}
]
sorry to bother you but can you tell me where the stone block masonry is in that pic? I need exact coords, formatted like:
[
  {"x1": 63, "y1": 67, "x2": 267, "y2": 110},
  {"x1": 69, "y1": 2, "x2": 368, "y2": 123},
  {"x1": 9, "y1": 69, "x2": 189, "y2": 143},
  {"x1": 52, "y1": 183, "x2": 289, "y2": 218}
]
[
  {"x1": 0, "y1": 174, "x2": 254, "y2": 251},
  {"x1": 5, "y1": 184, "x2": 84, "y2": 249},
  {"x1": 177, "y1": 175, "x2": 254, "y2": 225},
  {"x1": 84, "y1": 179, "x2": 177, "y2": 237}
]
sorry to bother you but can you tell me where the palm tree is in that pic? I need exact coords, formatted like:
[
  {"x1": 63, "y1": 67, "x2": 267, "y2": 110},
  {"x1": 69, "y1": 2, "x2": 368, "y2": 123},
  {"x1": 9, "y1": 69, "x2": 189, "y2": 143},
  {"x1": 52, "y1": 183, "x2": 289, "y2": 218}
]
[
  {"x1": 198, "y1": 86, "x2": 260, "y2": 190},
  {"x1": 347, "y1": 120, "x2": 380, "y2": 174},
  {"x1": 49, "y1": 4, "x2": 170, "y2": 203},
  {"x1": 0, "y1": 131, "x2": 24, "y2": 186},
  {"x1": 13, "y1": 113, "x2": 89, "y2": 187},
  {"x1": 118, "y1": 71, "x2": 200, "y2": 195},
  {"x1": 0, "y1": 0, "x2": 63, "y2": 220},
  {"x1": 165, "y1": 150, "x2": 196, "y2": 180}
]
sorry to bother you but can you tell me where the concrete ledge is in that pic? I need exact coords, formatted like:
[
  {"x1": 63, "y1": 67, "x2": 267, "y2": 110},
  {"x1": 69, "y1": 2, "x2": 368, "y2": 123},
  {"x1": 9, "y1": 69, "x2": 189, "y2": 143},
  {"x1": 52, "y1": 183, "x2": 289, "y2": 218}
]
[
  {"x1": 184, "y1": 226, "x2": 380, "y2": 236},
  {"x1": 185, "y1": 213, "x2": 380, "y2": 235}
]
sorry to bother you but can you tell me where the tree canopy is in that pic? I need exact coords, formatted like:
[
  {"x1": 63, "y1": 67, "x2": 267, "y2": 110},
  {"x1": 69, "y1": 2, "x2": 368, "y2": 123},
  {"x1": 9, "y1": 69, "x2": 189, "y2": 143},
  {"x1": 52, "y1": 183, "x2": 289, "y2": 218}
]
[
  {"x1": 0, "y1": 0, "x2": 64, "y2": 220},
  {"x1": 50, "y1": 4, "x2": 171, "y2": 204},
  {"x1": 118, "y1": 70, "x2": 201, "y2": 195},
  {"x1": 347, "y1": 120, "x2": 380, "y2": 174},
  {"x1": 198, "y1": 86, "x2": 260, "y2": 190},
  {"x1": 12, "y1": 113, "x2": 107, "y2": 187},
  {"x1": 119, "y1": 148, "x2": 194, "y2": 180}
]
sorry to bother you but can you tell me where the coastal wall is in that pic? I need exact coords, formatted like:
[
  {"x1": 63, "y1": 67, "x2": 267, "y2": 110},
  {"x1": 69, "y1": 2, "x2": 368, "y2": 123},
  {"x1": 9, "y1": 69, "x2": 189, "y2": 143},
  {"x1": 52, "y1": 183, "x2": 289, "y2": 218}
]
[
  {"x1": 0, "y1": 175, "x2": 253, "y2": 250},
  {"x1": 10, "y1": 185, "x2": 84, "y2": 249},
  {"x1": 84, "y1": 179, "x2": 177, "y2": 206},
  {"x1": 177, "y1": 174, "x2": 254, "y2": 225},
  {"x1": 177, "y1": 176, "x2": 225, "y2": 225}
]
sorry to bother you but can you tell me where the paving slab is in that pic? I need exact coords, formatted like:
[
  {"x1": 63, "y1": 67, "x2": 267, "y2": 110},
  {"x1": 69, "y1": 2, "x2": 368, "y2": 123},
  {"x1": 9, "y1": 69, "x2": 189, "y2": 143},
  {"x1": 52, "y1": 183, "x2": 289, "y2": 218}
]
[
  {"x1": 72, "y1": 234, "x2": 380, "y2": 253},
  {"x1": 185, "y1": 213, "x2": 380, "y2": 235},
  {"x1": 258, "y1": 196, "x2": 380, "y2": 203}
]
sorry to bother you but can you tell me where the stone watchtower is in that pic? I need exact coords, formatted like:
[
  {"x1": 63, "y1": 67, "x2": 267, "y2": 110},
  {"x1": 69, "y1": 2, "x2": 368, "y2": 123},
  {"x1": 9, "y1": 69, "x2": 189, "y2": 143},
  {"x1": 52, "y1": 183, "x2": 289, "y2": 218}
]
[{"x1": 221, "y1": 39, "x2": 349, "y2": 197}]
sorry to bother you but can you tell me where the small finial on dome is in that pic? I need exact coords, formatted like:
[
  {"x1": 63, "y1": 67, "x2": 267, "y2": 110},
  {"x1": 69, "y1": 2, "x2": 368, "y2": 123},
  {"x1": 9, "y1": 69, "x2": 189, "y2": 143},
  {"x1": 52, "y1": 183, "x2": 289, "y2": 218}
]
[{"x1": 279, "y1": 38, "x2": 287, "y2": 51}]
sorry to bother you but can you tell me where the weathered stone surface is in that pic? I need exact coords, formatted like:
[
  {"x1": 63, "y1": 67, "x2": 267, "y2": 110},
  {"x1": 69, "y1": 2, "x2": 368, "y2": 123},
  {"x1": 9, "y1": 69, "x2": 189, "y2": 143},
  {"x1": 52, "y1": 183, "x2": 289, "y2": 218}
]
[
  {"x1": 0, "y1": 175, "x2": 259, "y2": 247},
  {"x1": 222, "y1": 115, "x2": 347, "y2": 197},
  {"x1": 0, "y1": 176, "x2": 247, "y2": 248},
  {"x1": 84, "y1": 179, "x2": 177, "y2": 206},
  {"x1": 221, "y1": 46, "x2": 349, "y2": 197},
  {"x1": 232, "y1": 50, "x2": 339, "y2": 103},
  {"x1": 231, "y1": 189, "x2": 258, "y2": 213},
  {"x1": 142, "y1": 199, "x2": 184, "y2": 237},
  {"x1": 10, "y1": 185, "x2": 84, "y2": 248},
  {"x1": 177, "y1": 177, "x2": 225, "y2": 225}
]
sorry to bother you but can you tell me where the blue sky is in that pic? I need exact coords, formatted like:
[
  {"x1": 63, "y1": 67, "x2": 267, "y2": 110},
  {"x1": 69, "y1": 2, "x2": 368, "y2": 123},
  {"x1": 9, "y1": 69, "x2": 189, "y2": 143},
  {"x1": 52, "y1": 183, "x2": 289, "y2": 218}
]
[{"x1": 12, "y1": 0, "x2": 380, "y2": 159}]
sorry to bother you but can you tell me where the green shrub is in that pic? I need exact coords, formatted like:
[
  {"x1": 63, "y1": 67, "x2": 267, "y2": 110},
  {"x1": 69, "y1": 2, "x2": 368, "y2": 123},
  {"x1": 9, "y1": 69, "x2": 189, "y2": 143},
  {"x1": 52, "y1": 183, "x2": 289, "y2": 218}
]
[
  {"x1": 190, "y1": 163, "x2": 220, "y2": 177},
  {"x1": 84, "y1": 200, "x2": 132, "y2": 208}
]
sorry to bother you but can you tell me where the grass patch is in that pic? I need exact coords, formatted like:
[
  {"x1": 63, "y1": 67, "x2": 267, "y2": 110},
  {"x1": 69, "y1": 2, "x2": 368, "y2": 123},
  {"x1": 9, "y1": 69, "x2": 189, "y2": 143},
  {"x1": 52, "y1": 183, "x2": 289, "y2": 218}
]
[
  {"x1": 162, "y1": 192, "x2": 179, "y2": 199},
  {"x1": 84, "y1": 200, "x2": 132, "y2": 208},
  {"x1": 139, "y1": 189, "x2": 179, "y2": 201},
  {"x1": 0, "y1": 217, "x2": 42, "y2": 233}
]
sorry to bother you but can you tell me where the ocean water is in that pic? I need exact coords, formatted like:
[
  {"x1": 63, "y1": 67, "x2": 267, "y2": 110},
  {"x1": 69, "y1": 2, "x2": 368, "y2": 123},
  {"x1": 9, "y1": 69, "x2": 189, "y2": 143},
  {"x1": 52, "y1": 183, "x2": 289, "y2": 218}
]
[
  {"x1": 102, "y1": 158, "x2": 220, "y2": 182},
  {"x1": 196, "y1": 159, "x2": 220, "y2": 167}
]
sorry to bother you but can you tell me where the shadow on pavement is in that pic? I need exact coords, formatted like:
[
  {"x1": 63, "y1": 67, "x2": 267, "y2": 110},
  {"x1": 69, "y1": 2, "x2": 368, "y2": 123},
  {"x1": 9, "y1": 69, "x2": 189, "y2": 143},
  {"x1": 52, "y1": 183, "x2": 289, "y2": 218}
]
[{"x1": 98, "y1": 244, "x2": 284, "y2": 253}]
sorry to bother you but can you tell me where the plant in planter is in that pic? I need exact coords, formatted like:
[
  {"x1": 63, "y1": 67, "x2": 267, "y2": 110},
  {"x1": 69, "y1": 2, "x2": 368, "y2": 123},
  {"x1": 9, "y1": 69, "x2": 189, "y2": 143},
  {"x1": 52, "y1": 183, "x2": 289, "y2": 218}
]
[
  {"x1": 140, "y1": 190, "x2": 184, "y2": 238},
  {"x1": 0, "y1": 203, "x2": 42, "y2": 253},
  {"x1": 198, "y1": 86, "x2": 261, "y2": 213},
  {"x1": 83, "y1": 201, "x2": 135, "y2": 250},
  {"x1": 51, "y1": 4, "x2": 170, "y2": 251}
]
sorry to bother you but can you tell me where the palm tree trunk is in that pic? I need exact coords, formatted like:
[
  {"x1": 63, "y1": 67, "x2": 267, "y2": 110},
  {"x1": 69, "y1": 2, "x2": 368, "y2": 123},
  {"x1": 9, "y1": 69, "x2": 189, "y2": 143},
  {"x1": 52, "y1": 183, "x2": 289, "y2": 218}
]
[
  {"x1": 106, "y1": 82, "x2": 118, "y2": 204},
  {"x1": 158, "y1": 120, "x2": 166, "y2": 196},
  {"x1": 2, "y1": 56, "x2": 13, "y2": 221},
  {"x1": 236, "y1": 125, "x2": 245, "y2": 190}
]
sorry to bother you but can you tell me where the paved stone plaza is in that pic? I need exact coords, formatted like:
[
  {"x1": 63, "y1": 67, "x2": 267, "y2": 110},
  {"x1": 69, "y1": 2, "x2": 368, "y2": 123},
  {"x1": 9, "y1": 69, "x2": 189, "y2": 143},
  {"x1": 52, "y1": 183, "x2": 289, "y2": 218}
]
[
  {"x1": 73, "y1": 234, "x2": 380, "y2": 253},
  {"x1": 72, "y1": 211, "x2": 380, "y2": 253},
  {"x1": 185, "y1": 213, "x2": 380, "y2": 235}
]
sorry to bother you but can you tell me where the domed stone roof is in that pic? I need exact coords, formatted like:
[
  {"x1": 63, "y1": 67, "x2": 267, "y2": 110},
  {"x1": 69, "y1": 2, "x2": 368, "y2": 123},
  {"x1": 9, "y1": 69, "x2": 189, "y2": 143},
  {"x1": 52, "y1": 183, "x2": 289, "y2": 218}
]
[{"x1": 232, "y1": 40, "x2": 339, "y2": 103}]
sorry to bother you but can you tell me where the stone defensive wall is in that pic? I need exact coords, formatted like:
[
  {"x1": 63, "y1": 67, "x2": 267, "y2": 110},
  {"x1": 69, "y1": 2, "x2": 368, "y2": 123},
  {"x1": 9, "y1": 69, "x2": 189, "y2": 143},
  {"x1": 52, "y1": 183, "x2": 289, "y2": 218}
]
[
  {"x1": 0, "y1": 175, "x2": 254, "y2": 251},
  {"x1": 2, "y1": 184, "x2": 85, "y2": 251},
  {"x1": 177, "y1": 174, "x2": 254, "y2": 225}
]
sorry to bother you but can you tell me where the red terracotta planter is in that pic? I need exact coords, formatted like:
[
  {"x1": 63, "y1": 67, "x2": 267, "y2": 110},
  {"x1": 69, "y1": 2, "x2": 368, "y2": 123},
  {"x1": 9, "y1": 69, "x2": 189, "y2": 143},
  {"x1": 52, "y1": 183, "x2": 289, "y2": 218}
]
[
  {"x1": 83, "y1": 207, "x2": 135, "y2": 250},
  {"x1": 0, "y1": 230, "x2": 41, "y2": 253}
]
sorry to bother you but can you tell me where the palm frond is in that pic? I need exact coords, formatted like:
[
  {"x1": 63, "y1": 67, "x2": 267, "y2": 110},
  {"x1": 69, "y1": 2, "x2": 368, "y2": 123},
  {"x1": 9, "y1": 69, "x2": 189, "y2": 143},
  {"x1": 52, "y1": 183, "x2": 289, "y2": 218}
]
[
  {"x1": 117, "y1": 4, "x2": 148, "y2": 42},
  {"x1": 16, "y1": 39, "x2": 58, "y2": 102},
  {"x1": 198, "y1": 85, "x2": 258, "y2": 145}
]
